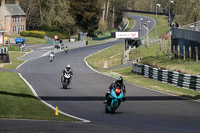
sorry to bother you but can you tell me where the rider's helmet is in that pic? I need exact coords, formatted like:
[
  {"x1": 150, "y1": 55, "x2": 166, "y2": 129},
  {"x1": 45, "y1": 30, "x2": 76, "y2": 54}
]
[
  {"x1": 116, "y1": 76, "x2": 123, "y2": 86},
  {"x1": 66, "y1": 64, "x2": 71, "y2": 71},
  {"x1": 51, "y1": 50, "x2": 54, "y2": 54}
]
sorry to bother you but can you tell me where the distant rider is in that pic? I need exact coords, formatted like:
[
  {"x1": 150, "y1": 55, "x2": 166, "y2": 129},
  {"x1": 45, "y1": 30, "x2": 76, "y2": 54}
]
[
  {"x1": 49, "y1": 50, "x2": 55, "y2": 58},
  {"x1": 65, "y1": 46, "x2": 68, "y2": 53},
  {"x1": 104, "y1": 76, "x2": 126, "y2": 103},
  {"x1": 61, "y1": 64, "x2": 73, "y2": 83}
]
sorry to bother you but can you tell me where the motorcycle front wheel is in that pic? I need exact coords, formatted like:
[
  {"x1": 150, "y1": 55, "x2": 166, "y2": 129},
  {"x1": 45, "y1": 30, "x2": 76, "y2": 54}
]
[
  {"x1": 111, "y1": 101, "x2": 117, "y2": 114},
  {"x1": 105, "y1": 105, "x2": 109, "y2": 113}
]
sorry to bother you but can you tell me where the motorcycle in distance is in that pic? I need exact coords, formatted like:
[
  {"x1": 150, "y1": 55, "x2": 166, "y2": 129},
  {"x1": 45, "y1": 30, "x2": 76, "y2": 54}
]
[
  {"x1": 105, "y1": 86, "x2": 124, "y2": 114},
  {"x1": 49, "y1": 53, "x2": 55, "y2": 62},
  {"x1": 61, "y1": 73, "x2": 71, "y2": 89}
]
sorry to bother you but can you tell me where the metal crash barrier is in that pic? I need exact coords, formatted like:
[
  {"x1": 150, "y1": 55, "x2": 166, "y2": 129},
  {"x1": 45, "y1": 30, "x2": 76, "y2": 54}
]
[{"x1": 132, "y1": 62, "x2": 200, "y2": 91}]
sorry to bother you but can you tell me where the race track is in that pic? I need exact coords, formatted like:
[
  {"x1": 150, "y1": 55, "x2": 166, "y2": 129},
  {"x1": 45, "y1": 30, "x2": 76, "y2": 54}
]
[{"x1": 16, "y1": 14, "x2": 200, "y2": 133}]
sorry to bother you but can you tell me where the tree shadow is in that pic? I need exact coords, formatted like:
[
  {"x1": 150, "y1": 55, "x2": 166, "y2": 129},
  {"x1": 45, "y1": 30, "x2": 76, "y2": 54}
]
[
  {"x1": 40, "y1": 96, "x2": 187, "y2": 101},
  {"x1": 0, "y1": 91, "x2": 36, "y2": 99},
  {"x1": 181, "y1": 95, "x2": 200, "y2": 101},
  {"x1": 0, "y1": 90, "x2": 192, "y2": 102}
]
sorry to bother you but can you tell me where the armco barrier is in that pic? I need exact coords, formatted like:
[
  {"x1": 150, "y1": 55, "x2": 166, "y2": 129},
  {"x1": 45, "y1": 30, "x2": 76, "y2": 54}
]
[{"x1": 132, "y1": 62, "x2": 200, "y2": 91}]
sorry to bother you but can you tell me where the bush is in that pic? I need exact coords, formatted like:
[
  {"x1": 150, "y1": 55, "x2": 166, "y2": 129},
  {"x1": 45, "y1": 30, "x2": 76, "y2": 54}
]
[
  {"x1": 20, "y1": 31, "x2": 46, "y2": 38},
  {"x1": 38, "y1": 24, "x2": 60, "y2": 32}
]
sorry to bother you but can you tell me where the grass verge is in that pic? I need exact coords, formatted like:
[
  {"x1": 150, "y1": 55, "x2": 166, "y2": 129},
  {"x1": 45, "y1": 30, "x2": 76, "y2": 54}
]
[
  {"x1": 0, "y1": 71, "x2": 78, "y2": 121},
  {"x1": 86, "y1": 43, "x2": 124, "y2": 69},
  {"x1": 125, "y1": 17, "x2": 135, "y2": 31}
]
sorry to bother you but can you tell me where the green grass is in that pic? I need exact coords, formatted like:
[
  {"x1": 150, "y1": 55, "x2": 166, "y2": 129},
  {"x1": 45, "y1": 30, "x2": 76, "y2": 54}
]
[
  {"x1": 125, "y1": 17, "x2": 135, "y2": 31},
  {"x1": 45, "y1": 31, "x2": 69, "y2": 39},
  {"x1": 25, "y1": 48, "x2": 31, "y2": 52},
  {"x1": 141, "y1": 52, "x2": 200, "y2": 75},
  {"x1": 86, "y1": 43, "x2": 124, "y2": 69},
  {"x1": 0, "y1": 44, "x2": 20, "y2": 51},
  {"x1": 0, "y1": 71, "x2": 78, "y2": 121},
  {"x1": 23, "y1": 37, "x2": 46, "y2": 44},
  {"x1": 5, "y1": 34, "x2": 20, "y2": 38}
]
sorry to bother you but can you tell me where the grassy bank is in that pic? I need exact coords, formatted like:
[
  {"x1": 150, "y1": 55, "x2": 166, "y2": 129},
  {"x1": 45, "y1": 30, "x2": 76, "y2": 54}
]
[
  {"x1": 131, "y1": 44, "x2": 200, "y2": 75},
  {"x1": 125, "y1": 17, "x2": 135, "y2": 31},
  {"x1": 0, "y1": 71, "x2": 78, "y2": 121},
  {"x1": 86, "y1": 43, "x2": 124, "y2": 69}
]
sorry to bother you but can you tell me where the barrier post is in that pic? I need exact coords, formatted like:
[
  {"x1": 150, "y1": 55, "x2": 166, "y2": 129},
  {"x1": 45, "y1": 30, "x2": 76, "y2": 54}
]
[
  {"x1": 173, "y1": 45, "x2": 175, "y2": 58},
  {"x1": 183, "y1": 45, "x2": 185, "y2": 60},
  {"x1": 196, "y1": 46, "x2": 198, "y2": 62},
  {"x1": 177, "y1": 45, "x2": 180, "y2": 58}
]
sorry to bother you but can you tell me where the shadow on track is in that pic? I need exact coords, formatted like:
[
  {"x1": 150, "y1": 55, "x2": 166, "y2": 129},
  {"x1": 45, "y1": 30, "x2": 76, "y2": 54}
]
[{"x1": 40, "y1": 96, "x2": 187, "y2": 101}]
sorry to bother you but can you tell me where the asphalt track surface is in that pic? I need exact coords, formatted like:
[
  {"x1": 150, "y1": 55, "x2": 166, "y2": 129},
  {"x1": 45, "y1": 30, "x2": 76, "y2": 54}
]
[{"x1": 1, "y1": 14, "x2": 200, "y2": 133}]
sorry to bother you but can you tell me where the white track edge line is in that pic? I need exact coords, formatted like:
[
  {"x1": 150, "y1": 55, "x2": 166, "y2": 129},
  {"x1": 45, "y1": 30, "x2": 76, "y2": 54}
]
[
  {"x1": 16, "y1": 48, "x2": 33, "y2": 69},
  {"x1": 18, "y1": 73, "x2": 91, "y2": 123}
]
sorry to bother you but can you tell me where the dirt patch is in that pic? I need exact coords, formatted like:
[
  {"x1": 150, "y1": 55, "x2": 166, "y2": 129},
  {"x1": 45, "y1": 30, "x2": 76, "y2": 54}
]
[
  {"x1": 151, "y1": 85, "x2": 162, "y2": 89},
  {"x1": 110, "y1": 71, "x2": 121, "y2": 77},
  {"x1": 0, "y1": 62, "x2": 12, "y2": 68},
  {"x1": 104, "y1": 61, "x2": 108, "y2": 68},
  {"x1": 109, "y1": 53, "x2": 121, "y2": 59},
  {"x1": 0, "y1": 63, "x2": 6, "y2": 68}
]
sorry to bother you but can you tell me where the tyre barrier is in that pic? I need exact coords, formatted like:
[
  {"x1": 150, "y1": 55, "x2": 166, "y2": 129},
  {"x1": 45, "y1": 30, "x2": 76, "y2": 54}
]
[{"x1": 132, "y1": 62, "x2": 200, "y2": 91}]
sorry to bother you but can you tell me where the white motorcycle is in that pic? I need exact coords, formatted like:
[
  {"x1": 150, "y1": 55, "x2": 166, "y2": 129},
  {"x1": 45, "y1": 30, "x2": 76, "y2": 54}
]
[
  {"x1": 61, "y1": 73, "x2": 71, "y2": 89},
  {"x1": 49, "y1": 53, "x2": 54, "y2": 62}
]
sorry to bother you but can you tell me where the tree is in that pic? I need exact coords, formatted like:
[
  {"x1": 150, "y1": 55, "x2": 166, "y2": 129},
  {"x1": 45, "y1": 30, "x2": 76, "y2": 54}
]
[{"x1": 69, "y1": 0, "x2": 101, "y2": 36}]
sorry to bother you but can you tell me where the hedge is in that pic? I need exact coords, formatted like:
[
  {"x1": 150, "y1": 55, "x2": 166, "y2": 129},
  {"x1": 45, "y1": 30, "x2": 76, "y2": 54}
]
[{"x1": 20, "y1": 31, "x2": 46, "y2": 38}]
